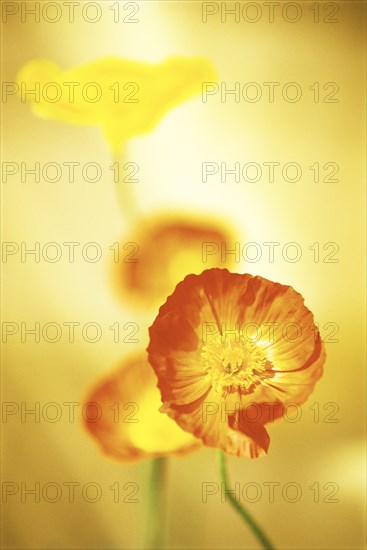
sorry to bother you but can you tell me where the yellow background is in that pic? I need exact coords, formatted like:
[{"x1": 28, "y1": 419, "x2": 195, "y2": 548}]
[{"x1": 1, "y1": 1, "x2": 366, "y2": 549}]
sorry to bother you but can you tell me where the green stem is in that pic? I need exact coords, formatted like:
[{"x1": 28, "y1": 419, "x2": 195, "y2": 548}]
[
  {"x1": 218, "y1": 451, "x2": 275, "y2": 550},
  {"x1": 112, "y1": 149, "x2": 139, "y2": 224},
  {"x1": 144, "y1": 457, "x2": 167, "y2": 549}
]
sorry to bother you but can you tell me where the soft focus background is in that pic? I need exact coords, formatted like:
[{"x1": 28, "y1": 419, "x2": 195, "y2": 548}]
[{"x1": 1, "y1": 1, "x2": 366, "y2": 549}]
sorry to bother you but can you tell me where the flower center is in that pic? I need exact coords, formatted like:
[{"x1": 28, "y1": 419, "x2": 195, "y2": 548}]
[{"x1": 201, "y1": 333, "x2": 272, "y2": 394}]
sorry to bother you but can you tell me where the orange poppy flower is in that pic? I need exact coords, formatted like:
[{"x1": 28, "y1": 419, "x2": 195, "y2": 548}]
[
  {"x1": 111, "y1": 213, "x2": 238, "y2": 309},
  {"x1": 83, "y1": 353, "x2": 200, "y2": 462},
  {"x1": 147, "y1": 269, "x2": 326, "y2": 458}
]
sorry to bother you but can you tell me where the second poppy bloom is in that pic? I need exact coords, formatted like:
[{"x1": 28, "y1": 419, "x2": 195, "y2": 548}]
[
  {"x1": 147, "y1": 269, "x2": 326, "y2": 458},
  {"x1": 17, "y1": 56, "x2": 216, "y2": 153},
  {"x1": 111, "y1": 214, "x2": 238, "y2": 310},
  {"x1": 84, "y1": 353, "x2": 200, "y2": 462}
]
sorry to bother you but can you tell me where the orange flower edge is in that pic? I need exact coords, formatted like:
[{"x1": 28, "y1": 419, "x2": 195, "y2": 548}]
[
  {"x1": 147, "y1": 268, "x2": 326, "y2": 458},
  {"x1": 110, "y1": 213, "x2": 238, "y2": 310},
  {"x1": 83, "y1": 353, "x2": 201, "y2": 462}
]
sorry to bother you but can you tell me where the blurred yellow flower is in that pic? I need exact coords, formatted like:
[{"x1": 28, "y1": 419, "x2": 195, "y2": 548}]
[
  {"x1": 83, "y1": 353, "x2": 201, "y2": 462},
  {"x1": 17, "y1": 56, "x2": 216, "y2": 153}
]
